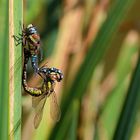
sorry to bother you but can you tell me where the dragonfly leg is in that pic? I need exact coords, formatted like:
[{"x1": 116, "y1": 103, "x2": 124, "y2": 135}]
[{"x1": 13, "y1": 35, "x2": 23, "y2": 46}]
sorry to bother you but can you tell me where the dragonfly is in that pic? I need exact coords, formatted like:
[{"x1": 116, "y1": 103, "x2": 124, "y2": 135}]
[
  {"x1": 13, "y1": 24, "x2": 43, "y2": 73},
  {"x1": 22, "y1": 54, "x2": 63, "y2": 128}
]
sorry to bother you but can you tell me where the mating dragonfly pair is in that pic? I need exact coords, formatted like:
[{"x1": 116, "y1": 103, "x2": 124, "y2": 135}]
[{"x1": 13, "y1": 24, "x2": 63, "y2": 129}]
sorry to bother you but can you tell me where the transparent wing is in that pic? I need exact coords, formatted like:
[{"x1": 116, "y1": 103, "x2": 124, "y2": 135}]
[
  {"x1": 32, "y1": 94, "x2": 45, "y2": 108},
  {"x1": 32, "y1": 94, "x2": 47, "y2": 129},
  {"x1": 9, "y1": 119, "x2": 21, "y2": 138},
  {"x1": 50, "y1": 91, "x2": 61, "y2": 122},
  {"x1": 10, "y1": 55, "x2": 22, "y2": 82}
]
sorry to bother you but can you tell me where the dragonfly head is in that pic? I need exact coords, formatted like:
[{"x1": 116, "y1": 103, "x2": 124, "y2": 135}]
[
  {"x1": 26, "y1": 24, "x2": 37, "y2": 35},
  {"x1": 39, "y1": 67, "x2": 64, "y2": 82}
]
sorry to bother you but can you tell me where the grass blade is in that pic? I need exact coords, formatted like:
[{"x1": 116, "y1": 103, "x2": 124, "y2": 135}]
[
  {"x1": 9, "y1": 0, "x2": 22, "y2": 139},
  {"x1": 0, "y1": 0, "x2": 9, "y2": 139},
  {"x1": 113, "y1": 55, "x2": 140, "y2": 140}
]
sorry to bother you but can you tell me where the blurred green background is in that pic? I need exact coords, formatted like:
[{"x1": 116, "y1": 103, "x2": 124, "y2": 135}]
[{"x1": 1, "y1": 0, "x2": 140, "y2": 140}]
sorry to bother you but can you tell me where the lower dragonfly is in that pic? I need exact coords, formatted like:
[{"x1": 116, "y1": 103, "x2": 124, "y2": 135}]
[{"x1": 22, "y1": 55, "x2": 63, "y2": 128}]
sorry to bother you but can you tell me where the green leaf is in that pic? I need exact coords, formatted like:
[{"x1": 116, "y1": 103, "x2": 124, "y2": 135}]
[
  {"x1": 0, "y1": 0, "x2": 9, "y2": 139},
  {"x1": 113, "y1": 55, "x2": 140, "y2": 140}
]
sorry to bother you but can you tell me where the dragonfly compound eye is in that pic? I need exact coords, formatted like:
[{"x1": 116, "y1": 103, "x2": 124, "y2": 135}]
[
  {"x1": 27, "y1": 24, "x2": 33, "y2": 28},
  {"x1": 26, "y1": 24, "x2": 37, "y2": 35},
  {"x1": 29, "y1": 27, "x2": 37, "y2": 34}
]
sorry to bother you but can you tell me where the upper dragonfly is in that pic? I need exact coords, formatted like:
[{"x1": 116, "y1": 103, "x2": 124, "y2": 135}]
[{"x1": 13, "y1": 24, "x2": 43, "y2": 73}]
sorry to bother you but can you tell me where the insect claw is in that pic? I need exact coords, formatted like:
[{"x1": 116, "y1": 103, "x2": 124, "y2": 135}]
[{"x1": 18, "y1": 33, "x2": 23, "y2": 36}]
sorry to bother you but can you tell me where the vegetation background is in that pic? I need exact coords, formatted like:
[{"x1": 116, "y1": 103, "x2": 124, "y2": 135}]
[{"x1": 1, "y1": 0, "x2": 140, "y2": 140}]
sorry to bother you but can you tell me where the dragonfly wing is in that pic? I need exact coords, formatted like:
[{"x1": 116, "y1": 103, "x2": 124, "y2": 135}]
[
  {"x1": 33, "y1": 95, "x2": 47, "y2": 129},
  {"x1": 50, "y1": 91, "x2": 61, "y2": 122},
  {"x1": 32, "y1": 94, "x2": 45, "y2": 108},
  {"x1": 9, "y1": 119, "x2": 21, "y2": 138},
  {"x1": 10, "y1": 55, "x2": 22, "y2": 82}
]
